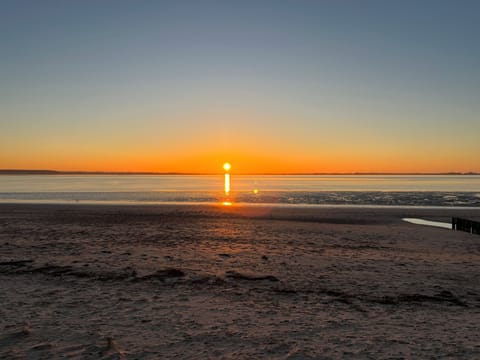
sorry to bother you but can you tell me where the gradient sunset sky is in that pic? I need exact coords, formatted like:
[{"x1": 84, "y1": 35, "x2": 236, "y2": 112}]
[{"x1": 1, "y1": 0, "x2": 479, "y2": 173}]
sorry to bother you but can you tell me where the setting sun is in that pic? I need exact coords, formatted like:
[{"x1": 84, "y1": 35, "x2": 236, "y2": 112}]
[{"x1": 223, "y1": 162, "x2": 231, "y2": 172}]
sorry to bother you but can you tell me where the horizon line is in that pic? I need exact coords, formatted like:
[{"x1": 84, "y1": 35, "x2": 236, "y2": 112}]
[{"x1": 1, "y1": 169, "x2": 479, "y2": 176}]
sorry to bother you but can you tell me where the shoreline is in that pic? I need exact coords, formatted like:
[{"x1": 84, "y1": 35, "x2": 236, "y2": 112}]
[{"x1": 1, "y1": 199, "x2": 480, "y2": 211}]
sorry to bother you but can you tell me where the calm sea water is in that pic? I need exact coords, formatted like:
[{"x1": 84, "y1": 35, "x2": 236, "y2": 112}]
[{"x1": 0, "y1": 175, "x2": 479, "y2": 207}]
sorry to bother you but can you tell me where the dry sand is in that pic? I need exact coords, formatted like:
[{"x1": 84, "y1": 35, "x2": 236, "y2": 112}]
[{"x1": 1, "y1": 203, "x2": 480, "y2": 359}]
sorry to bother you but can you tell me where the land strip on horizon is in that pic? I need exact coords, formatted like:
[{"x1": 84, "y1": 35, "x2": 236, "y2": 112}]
[{"x1": 1, "y1": 170, "x2": 479, "y2": 176}]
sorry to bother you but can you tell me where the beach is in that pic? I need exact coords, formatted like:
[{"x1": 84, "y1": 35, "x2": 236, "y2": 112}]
[{"x1": 1, "y1": 203, "x2": 480, "y2": 359}]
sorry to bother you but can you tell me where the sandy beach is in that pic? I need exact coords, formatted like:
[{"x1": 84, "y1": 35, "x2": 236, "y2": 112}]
[{"x1": 1, "y1": 203, "x2": 480, "y2": 359}]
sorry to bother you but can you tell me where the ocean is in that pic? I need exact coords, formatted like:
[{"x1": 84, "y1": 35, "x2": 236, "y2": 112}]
[{"x1": 0, "y1": 174, "x2": 479, "y2": 207}]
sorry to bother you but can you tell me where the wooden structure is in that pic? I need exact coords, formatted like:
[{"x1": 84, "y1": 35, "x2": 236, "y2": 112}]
[{"x1": 452, "y1": 217, "x2": 480, "y2": 235}]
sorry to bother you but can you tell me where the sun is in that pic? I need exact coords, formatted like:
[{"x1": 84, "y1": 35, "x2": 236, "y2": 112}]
[{"x1": 223, "y1": 162, "x2": 231, "y2": 172}]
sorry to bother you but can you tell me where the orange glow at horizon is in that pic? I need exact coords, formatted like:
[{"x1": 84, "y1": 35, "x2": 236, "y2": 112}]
[
  {"x1": 2, "y1": 104, "x2": 478, "y2": 174},
  {"x1": 2, "y1": 134, "x2": 478, "y2": 174}
]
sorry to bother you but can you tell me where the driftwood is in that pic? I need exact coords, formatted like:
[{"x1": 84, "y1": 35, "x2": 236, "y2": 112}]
[
  {"x1": 225, "y1": 270, "x2": 279, "y2": 282},
  {"x1": 0, "y1": 260, "x2": 34, "y2": 267}
]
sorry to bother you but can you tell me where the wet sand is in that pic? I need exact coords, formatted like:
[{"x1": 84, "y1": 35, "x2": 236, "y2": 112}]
[{"x1": 1, "y1": 203, "x2": 480, "y2": 359}]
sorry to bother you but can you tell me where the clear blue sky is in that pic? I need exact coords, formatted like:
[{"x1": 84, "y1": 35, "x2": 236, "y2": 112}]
[{"x1": 1, "y1": 0, "x2": 479, "y2": 173}]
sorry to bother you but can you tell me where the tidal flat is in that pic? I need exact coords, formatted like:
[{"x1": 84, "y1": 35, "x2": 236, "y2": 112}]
[{"x1": 1, "y1": 204, "x2": 480, "y2": 359}]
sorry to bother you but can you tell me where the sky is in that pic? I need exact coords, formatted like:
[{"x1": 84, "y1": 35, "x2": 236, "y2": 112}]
[{"x1": 1, "y1": 0, "x2": 479, "y2": 173}]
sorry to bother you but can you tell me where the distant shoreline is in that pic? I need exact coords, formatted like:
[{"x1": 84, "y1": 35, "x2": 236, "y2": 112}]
[{"x1": 0, "y1": 170, "x2": 479, "y2": 176}]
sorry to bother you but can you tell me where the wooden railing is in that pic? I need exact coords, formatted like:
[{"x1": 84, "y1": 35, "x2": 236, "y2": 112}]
[{"x1": 452, "y1": 217, "x2": 480, "y2": 235}]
